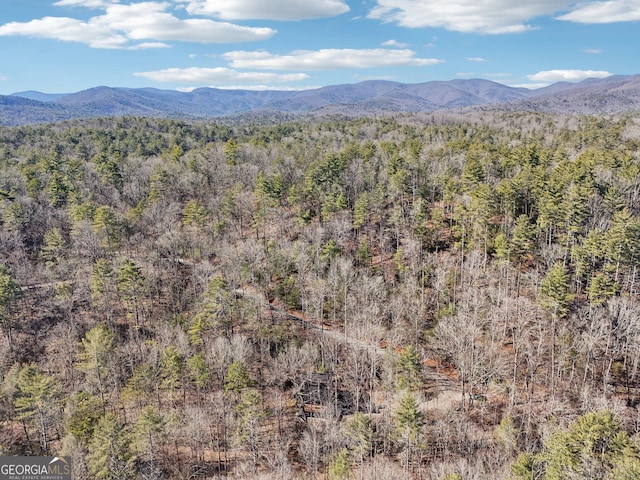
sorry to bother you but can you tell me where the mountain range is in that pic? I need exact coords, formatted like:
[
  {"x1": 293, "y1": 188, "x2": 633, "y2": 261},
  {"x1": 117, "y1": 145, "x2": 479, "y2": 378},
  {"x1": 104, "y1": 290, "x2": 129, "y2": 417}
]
[{"x1": 2, "y1": 75, "x2": 640, "y2": 126}]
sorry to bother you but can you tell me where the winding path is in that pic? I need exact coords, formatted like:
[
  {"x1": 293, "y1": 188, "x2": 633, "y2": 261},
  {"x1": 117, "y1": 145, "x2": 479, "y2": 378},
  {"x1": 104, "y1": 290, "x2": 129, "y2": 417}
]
[{"x1": 234, "y1": 287, "x2": 463, "y2": 412}]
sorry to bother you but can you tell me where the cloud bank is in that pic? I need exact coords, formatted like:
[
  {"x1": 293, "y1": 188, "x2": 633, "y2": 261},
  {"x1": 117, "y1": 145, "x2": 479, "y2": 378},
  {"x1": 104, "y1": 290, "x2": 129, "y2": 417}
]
[
  {"x1": 557, "y1": 0, "x2": 640, "y2": 23},
  {"x1": 368, "y1": 0, "x2": 640, "y2": 33},
  {"x1": 0, "y1": 1, "x2": 276, "y2": 48},
  {"x1": 134, "y1": 67, "x2": 309, "y2": 84},
  {"x1": 223, "y1": 49, "x2": 442, "y2": 70},
  {"x1": 528, "y1": 69, "x2": 612, "y2": 82},
  {"x1": 368, "y1": 0, "x2": 575, "y2": 34},
  {"x1": 183, "y1": 0, "x2": 350, "y2": 20}
]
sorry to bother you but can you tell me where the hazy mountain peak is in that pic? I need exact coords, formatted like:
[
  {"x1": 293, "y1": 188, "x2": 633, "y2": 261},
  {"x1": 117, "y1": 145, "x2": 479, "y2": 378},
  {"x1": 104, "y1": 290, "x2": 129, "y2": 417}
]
[{"x1": 2, "y1": 74, "x2": 640, "y2": 126}]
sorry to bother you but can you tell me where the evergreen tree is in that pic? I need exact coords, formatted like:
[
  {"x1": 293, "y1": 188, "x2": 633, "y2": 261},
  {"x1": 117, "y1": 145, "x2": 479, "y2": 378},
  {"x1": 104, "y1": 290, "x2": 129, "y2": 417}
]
[
  {"x1": 87, "y1": 414, "x2": 135, "y2": 480},
  {"x1": 65, "y1": 391, "x2": 103, "y2": 445},
  {"x1": 117, "y1": 259, "x2": 145, "y2": 326},
  {"x1": 90, "y1": 258, "x2": 116, "y2": 325},
  {"x1": 160, "y1": 345, "x2": 185, "y2": 396},
  {"x1": 224, "y1": 138, "x2": 239, "y2": 165},
  {"x1": 396, "y1": 345, "x2": 423, "y2": 391},
  {"x1": 224, "y1": 360, "x2": 251, "y2": 395},
  {"x1": 92, "y1": 205, "x2": 120, "y2": 249},
  {"x1": 538, "y1": 263, "x2": 574, "y2": 393},
  {"x1": 121, "y1": 363, "x2": 159, "y2": 407},
  {"x1": 587, "y1": 272, "x2": 618, "y2": 306},
  {"x1": 511, "y1": 214, "x2": 536, "y2": 264},
  {"x1": 345, "y1": 412, "x2": 373, "y2": 467},
  {"x1": 327, "y1": 448, "x2": 351, "y2": 480},
  {"x1": 40, "y1": 227, "x2": 66, "y2": 268},
  {"x1": 603, "y1": 208, "x2": 640, "y2": 282},
  {"x1": 191, "y1": 275, "x2": 234, "y2": 339},
  {"x1": 187, "y1": 353, "x2": 211, "y2": 392},
  {"x1": 14, "y1": 364, "x2": 59, "y2": 454},
  {"x1": 76, "y1": 324, "x2": 115, "y2": 411},
  {"x1": 541, "y1": 410, "x2": 639, "y2": 480},
  {"x1": 0, "y1": 265, "x2": 19, "y2": 349},
  {"x1": 394, "y1": 392, "x2": 425, "y2": 473},
  {"x1": 182, "y1": 200, "x2": 208, "y2": 228},
  {"x1": 132, "y1": 405, "x2": 166, "y2": 461},
  {"x1": 538, "y1": 263, "x2": 574, "y2": 319}
]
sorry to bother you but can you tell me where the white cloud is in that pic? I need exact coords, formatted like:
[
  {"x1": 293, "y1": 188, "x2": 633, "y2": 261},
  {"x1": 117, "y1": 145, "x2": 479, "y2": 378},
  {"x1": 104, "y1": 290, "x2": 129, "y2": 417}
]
[
  {"x1": 465, "y1": 57, "x2": 486, "y2": 62},
  {"x1": 183, "y1": 0, "x2": 349, "y2": 20},
  {"x1": 583, "y1": 48, "x2": 603, "y2": 54},
  {"x1": 368, "y1": 0, "x2": 640, "y2": 32},
  {"x1": 99, "y1": 2, "x2": 275, "y2": 43},
  {"x1": 0, "y1": 16, "x2": 131, "y2": 48},
  {"x1": 381, "y1": 39, "x2": 408, "y2": 47},
  {"x1": 134, "y1": 66, "x2": 309, "y2": 83},
  {"x1": 53, "y1": 0, "x2": 117, "y2": 7},
  {"x1": 557, "y1": 0, "x2": 640, "y2": 23},
  {"x1": 223, "y1": 49, "x2": 443, "y2": 70},
  {"x1": 0, "y1": 2, "x2": 276, "y2": 48},
  {"x1": 368, "y1": 0, "x2": 574, "y2": 33},
  {"x1": 527, "y1": 69, "x2": 612, "y2": 82},
  {"x1": 129, "y1": 42, "x2": 171, "y2": 49},
  {"x1": 509, "y1": 83, "x2": 549, "y2": 89},
  {"x1": 177, "y1": 84, "x2": 320, "y2": 91}
]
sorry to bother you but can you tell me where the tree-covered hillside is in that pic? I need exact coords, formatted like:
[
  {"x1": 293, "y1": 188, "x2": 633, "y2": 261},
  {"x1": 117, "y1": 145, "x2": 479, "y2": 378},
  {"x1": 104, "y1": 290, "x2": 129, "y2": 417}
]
[{"x1": 2, "y1": 112, "x2": 640, "y2": 479}]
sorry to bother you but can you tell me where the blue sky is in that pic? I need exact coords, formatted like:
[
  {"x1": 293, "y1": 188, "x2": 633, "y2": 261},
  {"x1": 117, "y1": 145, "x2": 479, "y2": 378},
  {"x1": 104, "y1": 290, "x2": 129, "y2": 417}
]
[{"x1": 0, "y1": 0, "x2": 638, "y2": 94}]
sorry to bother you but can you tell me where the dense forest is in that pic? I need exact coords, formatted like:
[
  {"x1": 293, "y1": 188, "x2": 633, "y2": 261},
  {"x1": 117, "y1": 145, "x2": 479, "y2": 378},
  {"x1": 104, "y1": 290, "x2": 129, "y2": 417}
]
[{"x1": 2, "y1": 110, "x2": 640, "y2": 479}]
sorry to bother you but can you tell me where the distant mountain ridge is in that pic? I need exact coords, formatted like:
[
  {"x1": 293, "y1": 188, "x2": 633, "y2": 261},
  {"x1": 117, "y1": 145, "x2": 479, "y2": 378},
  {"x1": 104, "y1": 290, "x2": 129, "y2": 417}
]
[
  {"x1": 2, "y1": 75, "x2": 640, "y2": 126},
  {"x1": 11, "y1": 91, "x2": 67, "y2": 102}
]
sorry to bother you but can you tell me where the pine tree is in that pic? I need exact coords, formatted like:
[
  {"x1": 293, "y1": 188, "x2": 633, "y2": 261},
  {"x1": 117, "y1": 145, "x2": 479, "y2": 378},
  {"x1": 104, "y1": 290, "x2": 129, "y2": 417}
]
[
  {"x1": 224, "y1": 360, "x2": 250, "y2": 395},
  {"x1": 182, "y1": 200, "x2": 208, "y2": 228},
  {"x1": 160, "y1": 345, "x2": 185, "y2": 396},
  {"x1": 541, "y1": 410, "x2": 639, "y2": 480},
  {"x1": 224, "y1": 138, "x2": 239, "y2": 165},
  {"x1": 345, "y1": 412, "x2": 373, "y2": 467},
  {"x1": 538, "y1": 263, "x2": 574, "y2": 319},
  {"x1": 48, "y1": 171, "x2": 71, "y2": 207},
  {"x1": 132, "y1": 405, "x2": 166, "y2": 461},
  {"x1": 65, "y1": 392, "x2": 103, "y2": 445},
  {"x1": 394, "y1": 392, "x2": 425, "y2": 473},
  {"x1": 352, "y1": 191, "x2": 371, "y2": 231},
  {"x1": 76, "y1": 324, "x2": 115, "y2": 412},
  {"x1": 0, "y1": 265, "x2": 19, "y2": 349},
  {"x1": 90, "y1": 258, "x2": 116, "y2": 325},
  {"x1": 88, "y1": 414, "x2": 135, "y2": 480},
  {"x1": 587, "y1": 272, "x2": 618, "y2": 305},
  {"x1": 603, "y1": 208, "x2": 640, "y2": 283},
  {"x1": 538, "y1": 263, "x2": 574, "y2": 394},
  {"x1": 117, "y1": 259, "x2": 145, "y2": 326},
  {"x1": 192, "y1": 275, "x2": 234, "y2": 338},
  {"x1": 327, "y1": 449, "x2": 351, "y2": 480},
  {"x1": 40, "y1": 227, "x2": 66, "y2": 268},
  {"x1": 121, "y1": 363, "x2": 159, "y2": 407},
  {"x1": 14, "y1": 364, "x2": 59, "y2": 454},
  {"x1": 187, "y1": 353, "x2": 211, "y2": 392},
  {"x1": 235, "y1": 389, "x2": 264, "y2": 470},
  {"x1": 396, "y1": 345, "x2": 423, "y2": 391},
  {"x1": 92, "y1": 205, "x2": 120, "y2": 249},
  {"x1": 511, "y1": 214, "x2": 536, "y2": 264}
]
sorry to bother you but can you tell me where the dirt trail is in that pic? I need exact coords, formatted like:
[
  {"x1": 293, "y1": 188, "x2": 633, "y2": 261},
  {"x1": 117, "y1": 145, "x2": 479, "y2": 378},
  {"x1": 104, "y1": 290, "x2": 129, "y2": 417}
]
[{"x1": 235, "y1": 287, "x2": 463, "y2": 412}]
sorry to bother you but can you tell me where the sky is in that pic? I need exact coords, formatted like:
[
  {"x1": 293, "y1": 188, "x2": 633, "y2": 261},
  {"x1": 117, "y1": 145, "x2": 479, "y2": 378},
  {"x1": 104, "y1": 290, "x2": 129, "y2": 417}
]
[{"x1": 0, "y1": 0, "x2": 638, "y2": 95}]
